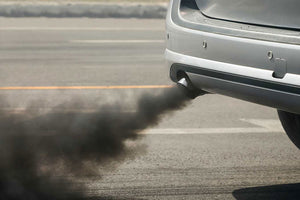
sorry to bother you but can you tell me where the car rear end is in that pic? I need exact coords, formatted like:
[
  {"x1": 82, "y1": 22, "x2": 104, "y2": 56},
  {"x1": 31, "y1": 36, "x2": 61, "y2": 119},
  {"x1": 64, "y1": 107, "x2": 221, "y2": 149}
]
[{"x1": 165, "y1": 0, "x2": 300, "y2": 114}]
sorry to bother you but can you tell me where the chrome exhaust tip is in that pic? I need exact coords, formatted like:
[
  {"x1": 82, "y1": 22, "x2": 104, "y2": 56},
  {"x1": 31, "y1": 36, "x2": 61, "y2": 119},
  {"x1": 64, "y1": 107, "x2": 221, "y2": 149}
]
[
  {"x1": 178, "y1": 78, "x2": 189, "y2": 88},
  {"x1": 177, "y1": 77, "x2": 205, "y2": 99}
]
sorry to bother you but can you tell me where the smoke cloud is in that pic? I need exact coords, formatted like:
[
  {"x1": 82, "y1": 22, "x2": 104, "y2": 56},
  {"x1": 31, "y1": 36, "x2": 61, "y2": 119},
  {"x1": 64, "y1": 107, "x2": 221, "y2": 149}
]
[{"x1": 0, "y1": 86, "x2": 190, "y2": 199}]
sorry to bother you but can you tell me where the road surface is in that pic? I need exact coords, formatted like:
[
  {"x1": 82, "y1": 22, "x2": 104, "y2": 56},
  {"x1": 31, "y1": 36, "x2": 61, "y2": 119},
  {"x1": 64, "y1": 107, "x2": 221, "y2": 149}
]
[{"x1": 0, "y1": 18, "x2": 299, "y2": 199}]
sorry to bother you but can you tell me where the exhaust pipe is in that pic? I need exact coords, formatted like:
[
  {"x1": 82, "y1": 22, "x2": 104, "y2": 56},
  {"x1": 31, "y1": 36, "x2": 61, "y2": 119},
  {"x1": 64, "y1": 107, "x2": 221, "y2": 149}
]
[{"x1": 177, "y1": 77, "x2": 205, "y2": 99}]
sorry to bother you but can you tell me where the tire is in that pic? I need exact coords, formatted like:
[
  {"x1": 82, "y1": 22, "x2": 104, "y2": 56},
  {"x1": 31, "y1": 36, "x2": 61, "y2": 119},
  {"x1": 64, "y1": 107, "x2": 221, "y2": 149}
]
[{"x1": 278, "y1": 110, "x2": 300, "y2": 149}]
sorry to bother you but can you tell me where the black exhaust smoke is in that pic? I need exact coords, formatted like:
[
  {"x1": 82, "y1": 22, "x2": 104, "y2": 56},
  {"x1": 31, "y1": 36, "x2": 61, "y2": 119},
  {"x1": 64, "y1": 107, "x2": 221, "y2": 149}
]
[{"x1": 0, "y1": 86, "x2": 191, "y2": 199}]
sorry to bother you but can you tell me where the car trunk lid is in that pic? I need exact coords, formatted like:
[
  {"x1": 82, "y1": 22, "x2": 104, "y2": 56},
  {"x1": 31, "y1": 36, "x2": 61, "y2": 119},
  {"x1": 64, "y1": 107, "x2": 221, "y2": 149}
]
[{"x1": 195, "y1": 0, "x2": 300, "y2": 30}]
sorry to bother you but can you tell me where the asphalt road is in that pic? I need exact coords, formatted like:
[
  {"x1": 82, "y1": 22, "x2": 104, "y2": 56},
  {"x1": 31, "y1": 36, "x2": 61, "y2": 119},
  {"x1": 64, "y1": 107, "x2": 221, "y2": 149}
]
[{"x1": 0, "y1": 18, "x2": 299, "y2": 200}]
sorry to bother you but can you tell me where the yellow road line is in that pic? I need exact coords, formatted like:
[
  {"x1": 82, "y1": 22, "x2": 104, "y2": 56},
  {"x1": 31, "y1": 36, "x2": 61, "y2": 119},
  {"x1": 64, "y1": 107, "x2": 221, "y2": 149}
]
[
  {"x1": 0, "y1": 85, "x2": 173, "y2": 90},
  {"x1": 70, "y1": 40, "x2": 165, "y2": 44}
]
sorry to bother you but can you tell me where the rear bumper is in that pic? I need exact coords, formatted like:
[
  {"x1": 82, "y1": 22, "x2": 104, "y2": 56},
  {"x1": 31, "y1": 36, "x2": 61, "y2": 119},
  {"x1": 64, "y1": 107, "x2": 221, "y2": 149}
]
[
  {"x1": 166, "y1": 0, "x2": 300, "y2": 114},
  {"x1": 166, "y1": 50, "x2": 300, "y2": 114}
]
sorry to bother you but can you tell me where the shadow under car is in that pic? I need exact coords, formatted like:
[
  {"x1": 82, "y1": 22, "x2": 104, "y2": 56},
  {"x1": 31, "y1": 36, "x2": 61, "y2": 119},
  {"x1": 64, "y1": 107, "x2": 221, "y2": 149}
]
[{"x1": 233, "y1": 183, "x2": 300, "y2": 200}]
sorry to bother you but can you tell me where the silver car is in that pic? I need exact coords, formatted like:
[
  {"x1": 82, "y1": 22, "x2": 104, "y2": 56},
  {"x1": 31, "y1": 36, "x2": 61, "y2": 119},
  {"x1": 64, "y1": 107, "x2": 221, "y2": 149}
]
[{"x1": 165, "y1": 0, "x2": 300, "y2": 148}]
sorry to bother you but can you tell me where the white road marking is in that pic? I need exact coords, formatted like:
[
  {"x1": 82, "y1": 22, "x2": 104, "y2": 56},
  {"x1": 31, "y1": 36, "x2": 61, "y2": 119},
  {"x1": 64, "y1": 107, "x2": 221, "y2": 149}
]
[
  {"x1": 70, "y1": 40, "x2": 165, "y2": 44},
  {"x1": 241, "y1": 118, "x2": 284, "y2": 132},
  {"x1": 143, "y1": 128, "x2": 269, "y2": 135},
  {"x1": 143, "y1": 119, "x2": 284, "y2": 135},
  {"x1": 0, "y1": 27, "x2": 163, "y2": 31}
]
